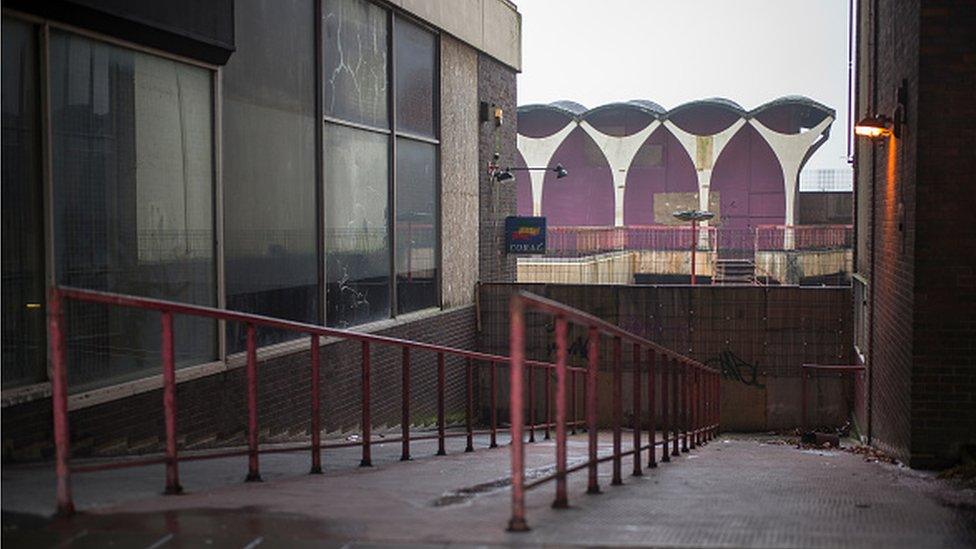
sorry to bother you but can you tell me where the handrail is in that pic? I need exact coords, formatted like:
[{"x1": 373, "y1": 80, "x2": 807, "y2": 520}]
[
  {"x1": 47, "y1": 286, "x2": 581, "y2": 516},
  {"x1": 507, "y1": 291, "x2": 721, "y2": 531}
]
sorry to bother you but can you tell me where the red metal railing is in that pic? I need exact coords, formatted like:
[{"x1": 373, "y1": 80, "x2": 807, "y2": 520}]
[
  {"x1": 755, "y1": 224, "x2": 854, "y2": 251},
  {"x1": 800, "y1": 363, "x2": 866, "y2": 431},
  {"x1": 546, "y1": 225, "x2": 718, "y2": 256},
  {"x1": 47, "y1": 286, "x2": 584, "y2": 516},
  {"x1": 506, "y1": 291, "x2": 721, "y2": 531}
]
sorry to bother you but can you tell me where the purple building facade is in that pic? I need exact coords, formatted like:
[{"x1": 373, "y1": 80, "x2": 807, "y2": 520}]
[{"x1": 516, "y1": 97, "x2": 835, "y2": 231}]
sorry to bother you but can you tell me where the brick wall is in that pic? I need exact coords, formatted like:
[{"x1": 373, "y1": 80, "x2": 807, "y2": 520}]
[
  {"x1": 2, "y1": 306, "x2": 476, "y2": 462},
  {"x1": 478, "y1": 53, "x2": 518, "y2": 283},
  {"x1": 478, "y1": 284, "x2": 854, "y2": 431},
  {"x1": 856, "y1": 0, "x2": 919, "y2": 464},
  {"x1": 910, "y1": 1, "x2": 976, "y2": 468}
]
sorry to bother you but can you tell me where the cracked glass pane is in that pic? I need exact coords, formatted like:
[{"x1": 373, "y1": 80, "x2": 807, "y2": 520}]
[
  {"x1": 325, "y1": 123, "x2": 390, "y2": 327},
  {"x1": 395, "y1": 138, "x2": 437, "y2": 313},
  {"x1": 394, "y1": 16, "x2": 435, "y2": 138},
  {"x1": 323, "y1": 0, "x2": 388, "y2": 128}
]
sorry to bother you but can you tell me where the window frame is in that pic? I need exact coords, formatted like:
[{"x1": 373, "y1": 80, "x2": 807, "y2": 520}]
[
  {"x1": 0, "y1": 8, "x2": 224, "y2": 395},
  {"x1": 321, "y1": 1, "x2": 442, "y2": 325}
]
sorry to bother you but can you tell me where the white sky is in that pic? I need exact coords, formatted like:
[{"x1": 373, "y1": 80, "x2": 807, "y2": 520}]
[{"x1": 517, "y1": 0, "x2": 852, "y2": 171}]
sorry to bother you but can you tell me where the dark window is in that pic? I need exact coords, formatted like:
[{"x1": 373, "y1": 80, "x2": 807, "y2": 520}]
[
  {"x1": 395, "y1": 138, "x2": 437, "y2": 313},
  {"x1": 324, "y1": 124, "x2": 391, "y2": 327},
  {"x1": 50, "y1": 30, "x2": 216, "y2": 389},
  {"x1": 2, "y1": 18, "x2": 46, "y2": 387},
  {"x1": 223, "y1": 0, "x2": 318, "y2": 351},
  {"x1": 394, "y1": 17, "x2": 436, "y2": 138}
]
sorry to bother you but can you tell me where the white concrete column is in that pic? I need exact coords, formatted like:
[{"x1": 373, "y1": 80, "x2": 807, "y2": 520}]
[
  {"x1": 516, "y1": 123, "x2": 575, "y2": 216},
  {"x1": 579, "y1": 120, "x2": 660, "y2": 226}
]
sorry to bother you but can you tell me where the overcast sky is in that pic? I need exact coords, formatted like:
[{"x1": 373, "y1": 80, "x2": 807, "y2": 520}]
[{"x1": 517, "y1": 0, "x2": 852, "y2": 171}]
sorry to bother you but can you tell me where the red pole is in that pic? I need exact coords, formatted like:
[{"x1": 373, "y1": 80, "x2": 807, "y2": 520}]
[
  {"x1": 490, "y1": 361, "x2": 498, "y2": 448},
  {"x1": 571, "y1": 370, "x2": 578, "y2": 435},
  {"x1": 310, "y1": 334, "x2": 322, "y2": 474},
  {"x1": 361, "y1": 341, "x2": 372, "y2": 466},
  {"x1": 544, "y1": 363, "x2": 551, "y2": 440},
  {"x1": 508, "y1": 298, "x2": 528, "y2": 532},
  {"x1": 245, "y1": 323, "x2": 261, "y2": 482},
  {"x1": 672, "y1": 359, "x2": 680, "y2": 457},
  {"x1": 465, "y1": 357, "x2": 474, "y2": 452},
  {"x1": 632, "y1": 343, "x2": 642, "y2": 477},
  {"x1": 586, "y1": 326, "x2": 600, "y2": 494},
  {"x1": 661, "y1": 358, "x2": 670, "y2": 463},
  {"x1": 161, "y1": 311, "x2": 182, "y2": 493},
  {"x1": 437, "y1": 352, "x2": 446, "y2": 456},
  {"x1": 647, "y1": 348, "x2": 657, "y2": 468},
  {"x1": 611, "y1": 337, "x2": 622, "y2": 485},
  {"x1": 801, "y1": 367, "x2": 807, "y2": 432},
  {"x1": 49, "y1": 288, "x2": 74, "y2": 516},
  {"x1": 528, "y1": 364, "x2": 535, "y2": 443},
  {"x1": 681, "y1": 364, "x2": 689, "y2": 453},
  {"x1": 553, "y1": 316, "x2": 569, "y2": 509},
  {"x1": 401, "y1": 347, "x2": 411, "y2": 461},
  {"x1": 690, "y1": 219, "x2": 697, "y2": 286},
  {"x1": 689, "y1": 367, "x2": 697, "y2": 450}
]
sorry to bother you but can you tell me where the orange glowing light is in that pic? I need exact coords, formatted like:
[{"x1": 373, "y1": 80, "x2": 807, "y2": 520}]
[{"x1": 854, "y1": 115, "x2": 893, "y2": 140}]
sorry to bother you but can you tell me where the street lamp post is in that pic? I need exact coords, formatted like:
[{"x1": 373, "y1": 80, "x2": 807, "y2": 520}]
[{"x1": 672, "y1": 210, "x2": 715, "y2": 286}]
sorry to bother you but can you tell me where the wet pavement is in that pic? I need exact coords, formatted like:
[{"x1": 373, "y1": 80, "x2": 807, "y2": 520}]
[{"x1": 4, "y1": 432, "x2": 975, "y2": 547}]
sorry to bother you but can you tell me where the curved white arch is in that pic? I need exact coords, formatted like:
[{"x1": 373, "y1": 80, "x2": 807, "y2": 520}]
[
  {"x1": 516, "y1": 122, "x2": 575, "y2": 216},
  {"x1": 749, "y1": 116, "x2": 834, "y2": 228},
  {"x1": 663, "y1": 119, "x2": 747, "y2": 214},
  {"x1": 579, "y1": 120, "x2": 661, "y2": 226}
]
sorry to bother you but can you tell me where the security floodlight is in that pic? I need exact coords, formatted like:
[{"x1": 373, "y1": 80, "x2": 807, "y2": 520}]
[
  {"x1": 486, "y1": 154, "x2": 570, "y2": 183},
  {"x1": 854, "y1": 114, "x2": 893, "y2": 140}
]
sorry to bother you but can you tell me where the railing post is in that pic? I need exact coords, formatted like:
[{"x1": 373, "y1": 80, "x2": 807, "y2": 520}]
[
  {"x1": 681, "y1": 363, "x2": 689, "y2": 453},
  {"x1": 571, "y1": 369, "x2": 578, "y2": 435},
  {"x1": 716, "y1": 370, "x2": 722, "y2": 437},
  {"x1": 544, "y1": 363, "x2": 551, "y2": 440},
  {"x1": 49, "y1": 288, "x2": 74, "y2": 516},
  {"x1": 632, "y1": 343, "x2": 642, "y2": 477},
  {"x1": 490, "y1": 361, "x2": 498, "y2": 448},
  {"x1": 690, "y1": 367, "x2": 697, "y2": 450},
  {"x1": 611, "y1": 336, "x2": 623, "y2": 485},
  {"x1": 801, "y1": 367, "x2": 807, "y2": 432},
  {"x1": 647, "y1": 348, "x2": 657, "y2": 468},
  {"x1": 528, "y1": 363, "x2": 535, "y2": 443},
  {"x1": 661, "y1": 357, "x2": 670, "y2": 463},
  {"x1": 672, "y1": 359, "x2": 680, "y2": 457},
  {"x1": 553, "y1": 316, "x2": 569, "y2": 509},
  {"x1": 245, "y1": 323, "x2": 261, "y2": 482},
  {"x1": 361, "y1": 341, "x2": 372, "y2": 466},
  {"x1": 586, "y1": 326, "x2": 600, "y2": 494},
  {"x1": 465, "y1": 357, "x2": 474, "y2": 452},
  {"x1": 161, "y1": 311, "x2": 183, "y2": 493},
  {"x1": 437, "y1": 352, "x2": 446, "y2": 456},
  {"x1": 309, "y1": 334, "x2": 322, "y2": 474},
  {"x1": 508, "y1": 298, "x2": 529, "y2": 532},
  {"x1": 401, "y1": 347, "x2": 411, "y2": 461}
]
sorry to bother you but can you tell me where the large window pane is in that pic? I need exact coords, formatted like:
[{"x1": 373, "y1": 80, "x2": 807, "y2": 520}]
[
  {"x1": 323, "y1": 0, "x2": 388, "y2": 128},
  {"x1": 224, "y1": 0, "x2": 318, "y2": 352},
  {"x1": 394, "y1": 17, "x2": 436, "y2": 138},
  {"x1": 325, "y1": 124, "x2": 390, "y2": 327},
  {"x1": 2, "y1": 18, "x2": 46, "y2": 387},
  {"x1": 395, "y1": 138, "x2": 437, "y2": 313},
  {"x1": 50, "y1": 31, "x2": 216, "y2": 389}
]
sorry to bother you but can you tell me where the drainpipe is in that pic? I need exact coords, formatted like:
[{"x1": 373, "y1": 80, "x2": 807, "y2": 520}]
[{"x1": 866, "y1": 0, "x2": 879, "y2": 446}]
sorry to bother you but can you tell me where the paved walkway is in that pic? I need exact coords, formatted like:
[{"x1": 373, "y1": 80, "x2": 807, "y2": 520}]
[{"x1": 3, "y1": 433, "x2": 975, "y2": 547}]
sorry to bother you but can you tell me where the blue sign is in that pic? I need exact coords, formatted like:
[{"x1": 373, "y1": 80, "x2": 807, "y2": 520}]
[{"x1": 506, "y1": 216, "x2": 546, "y2": 254}]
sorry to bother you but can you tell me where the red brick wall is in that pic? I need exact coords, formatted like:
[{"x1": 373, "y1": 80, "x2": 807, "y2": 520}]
[{"x1": 910, "y1": 1, "x2": 976, "y2": 468}]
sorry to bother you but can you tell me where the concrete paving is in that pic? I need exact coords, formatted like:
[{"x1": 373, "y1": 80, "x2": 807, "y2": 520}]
[{"x1": 3, "y1": 432, "x2": 975, "y2": 547}]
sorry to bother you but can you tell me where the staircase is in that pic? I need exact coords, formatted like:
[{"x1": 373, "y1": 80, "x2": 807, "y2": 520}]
[{"x1": 714, "y1": 259, "x2": 756, "y2": 285}]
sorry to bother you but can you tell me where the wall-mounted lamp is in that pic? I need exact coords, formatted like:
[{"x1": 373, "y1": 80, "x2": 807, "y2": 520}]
[
  {"x1": 486, "y1": 153, "x2": 568, "y2": 182},
  {"x1": 855, "y1": 79, "x2": 908, "y2": 141},
  {"x1": 854, "y1": 114, "x2": 893, "y2": 140}
]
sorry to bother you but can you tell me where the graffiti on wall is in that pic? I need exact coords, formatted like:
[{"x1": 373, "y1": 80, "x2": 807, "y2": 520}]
[{"x1": 707, "y1": 350, "x2": 765, "y2": 387}]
